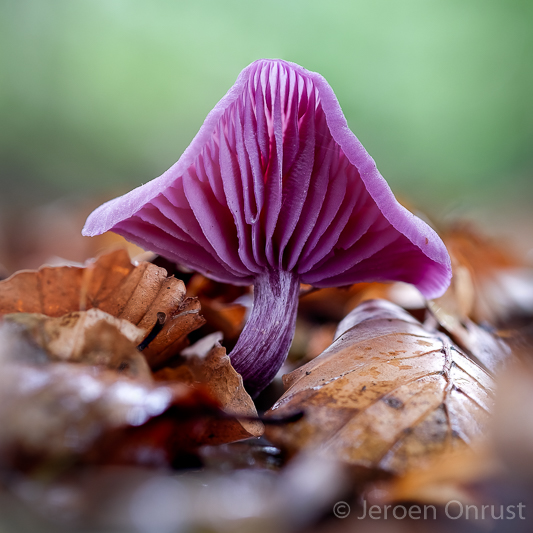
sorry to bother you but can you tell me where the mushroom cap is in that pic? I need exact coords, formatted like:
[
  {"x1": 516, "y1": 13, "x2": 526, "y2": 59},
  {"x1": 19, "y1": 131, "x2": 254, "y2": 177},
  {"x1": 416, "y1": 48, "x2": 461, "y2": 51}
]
[{"x1": 83, "y1": 59, "x2": 451, "y2": 298}]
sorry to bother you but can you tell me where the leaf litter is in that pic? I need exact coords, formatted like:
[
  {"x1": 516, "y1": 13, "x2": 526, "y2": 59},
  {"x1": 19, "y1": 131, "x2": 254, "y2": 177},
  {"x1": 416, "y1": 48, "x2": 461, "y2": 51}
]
[
  {"x1": 0, "y1": 219, "x2": 532, "y2": 532},
  {"x1": 0, "y1": 248, "x2": 206, "y2": 369},
  {"x1": 0, "y1": 250, "x2": 265, "y2": 476},
  {"x1": 155, "y1": 332, "x2": 264, "y2": 444},
  {"x1": 266, "y1": 299, "x2": 494, "y2": 474}
]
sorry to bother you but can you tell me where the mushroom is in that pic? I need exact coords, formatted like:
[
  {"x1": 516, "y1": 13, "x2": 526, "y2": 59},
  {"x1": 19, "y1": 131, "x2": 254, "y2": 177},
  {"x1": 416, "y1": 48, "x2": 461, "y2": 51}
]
[{"x1": 83, "y1": 59, "x2": 451, "y2": 396}]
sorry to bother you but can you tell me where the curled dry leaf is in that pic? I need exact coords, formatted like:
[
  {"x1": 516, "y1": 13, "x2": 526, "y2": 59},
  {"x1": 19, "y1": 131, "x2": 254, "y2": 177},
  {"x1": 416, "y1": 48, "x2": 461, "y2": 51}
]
[
  {"x1": 2, "y1": 309, "x2": 151, "y2": 380},
  {"x1": 0, "y1": 249, "x2": 205, "y2": 368},
  {"x1": 155, "y1": 333, "x2": 264, "y2": 444},
  {"x1": 265, "y1": 299, "x2": 495, "y2": 474}
]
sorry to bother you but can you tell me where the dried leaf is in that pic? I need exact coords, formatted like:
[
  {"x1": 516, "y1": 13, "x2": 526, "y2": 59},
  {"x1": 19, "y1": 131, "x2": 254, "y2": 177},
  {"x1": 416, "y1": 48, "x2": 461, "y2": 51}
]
[
  {"x1": 266, "y1": 299, "x2": 495, "y2": 474},
  {"x1": 2, "y1": 309, "x2": 151, "y2": 380},
  {"x1": 156, "y1": 333, "x2": 264, "y2": 444},
  {"x1": 0, "y1": 249, "x2": 205, "y2": 367}
]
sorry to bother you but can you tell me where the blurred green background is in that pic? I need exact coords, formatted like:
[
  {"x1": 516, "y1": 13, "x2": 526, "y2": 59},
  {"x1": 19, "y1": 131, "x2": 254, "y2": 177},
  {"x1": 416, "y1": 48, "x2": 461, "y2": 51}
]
[{"x1": 1, "y1": 0, "x2": 532, "y2": 218}]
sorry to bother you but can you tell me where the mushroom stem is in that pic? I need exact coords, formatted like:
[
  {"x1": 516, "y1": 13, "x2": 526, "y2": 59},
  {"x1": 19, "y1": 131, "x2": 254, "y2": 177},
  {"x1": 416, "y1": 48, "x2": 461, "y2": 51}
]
[{"x1": 230, "y1": 270, "x2": 300, "y2": 397}]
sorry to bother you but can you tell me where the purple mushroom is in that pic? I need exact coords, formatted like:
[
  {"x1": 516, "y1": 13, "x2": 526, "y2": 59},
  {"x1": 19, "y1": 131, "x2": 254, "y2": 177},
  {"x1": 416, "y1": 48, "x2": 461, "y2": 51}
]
[{"x1": 83, "y1": 59, "x2": 451, "y2": 396}]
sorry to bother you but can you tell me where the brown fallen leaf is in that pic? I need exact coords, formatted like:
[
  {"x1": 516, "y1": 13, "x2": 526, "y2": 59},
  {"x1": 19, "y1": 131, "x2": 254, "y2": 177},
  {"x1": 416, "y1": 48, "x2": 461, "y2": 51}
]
[
  {"x1": 2, "y1": 309, "x2": 151, "y2": 380},
  {"x1": 1, "y1": 310, "x2": 262, "y2": 449},
  {"x1": 367, "y1": 445, "x2": 502, "y2": 507},
  {"x1": 435, "y1": 223, "x2": 533, "y2": 325},
  {"x1": 426, "y1": 223, "x2": 528, "y2": 372},
  {"x1": 0, "y1": 359, "x2": 222, "y2": 472},
  {"x1": 427, "y1": 302, "x2": 512, "y2": 374},
  {"x1": 155, "y1": 333, "x2": 264, "y2": 444},
  {"x1": 0, "y1": 310, "x2": 263, "y2": 472},
  {"x1": 183, "y1": 273, "x2": 249, "y2": 349},
  {"x1": 298, "y1": 282, "x2": 426, "y2": 326},
  {"x1": 265, "y1": 299, "x2": 495, "y2": 474},
  {"x1": 367, "y1": 361, "x2": 533, "y2": 510},
  {"x1": 0, "y1": 249, "x2": 205, "y2": 368}
]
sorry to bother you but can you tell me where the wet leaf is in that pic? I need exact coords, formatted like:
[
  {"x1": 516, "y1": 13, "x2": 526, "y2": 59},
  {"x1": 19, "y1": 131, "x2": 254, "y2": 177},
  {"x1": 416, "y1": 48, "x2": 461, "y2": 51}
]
[
  {"x1": 155, "y1": 333, "x2": 264, "y2": 443},
  {"x1": 0, "y1": 249, "x2": 205, "y2": 368},
  {"x1": 0, "y1": 311, "x2": 265, "y2": 472},
  {"x1": 265, "y1": 299, "x2": 495, "y2": 474},
  {"x1": 0, "y1": 315, "x2": 262, "y2": 468},
  {"x1": 0, "y1": 359, "x2": 221, "y2": 472},
  {"x1": 2, "y1": 309, "x2": 151, "y2": 380}
]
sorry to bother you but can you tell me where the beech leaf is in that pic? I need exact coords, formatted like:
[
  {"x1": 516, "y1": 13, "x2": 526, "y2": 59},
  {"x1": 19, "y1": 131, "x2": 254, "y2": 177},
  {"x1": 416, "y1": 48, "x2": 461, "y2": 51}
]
[
  {"x1": 155, "y1": 333, "x2": 264, "y2": 443},
  {"x1": 265, "y1": 299, "x2": 495, "y2": 474},
  {"x1": 0, "y1": 317, "x2": 260, "y2": 471},
  {"x1": 2, "y1": 309, "x2": 151, "y2": 380},
  {"x1": 0, "y1": 249, "x2": 205, "y2": 368},
  {"x1": 427, "y1": 302, "x2": 512, "y2": 374},
  {"x1": 0, "y1": 360, "x2": 221, "y2": 471}
]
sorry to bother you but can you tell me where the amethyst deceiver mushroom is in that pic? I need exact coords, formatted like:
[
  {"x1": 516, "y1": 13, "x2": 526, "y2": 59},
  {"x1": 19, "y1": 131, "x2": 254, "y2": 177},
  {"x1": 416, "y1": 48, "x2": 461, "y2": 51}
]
[{"x1": 83, "y1": 59, "x2": 451, "y2": 396}]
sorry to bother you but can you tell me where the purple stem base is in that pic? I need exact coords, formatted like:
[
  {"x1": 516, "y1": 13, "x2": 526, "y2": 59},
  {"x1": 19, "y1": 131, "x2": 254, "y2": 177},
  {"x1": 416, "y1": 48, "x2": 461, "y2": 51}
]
[{"x1": 230, "y1": 270, "x2": 300, "y2": 398}]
